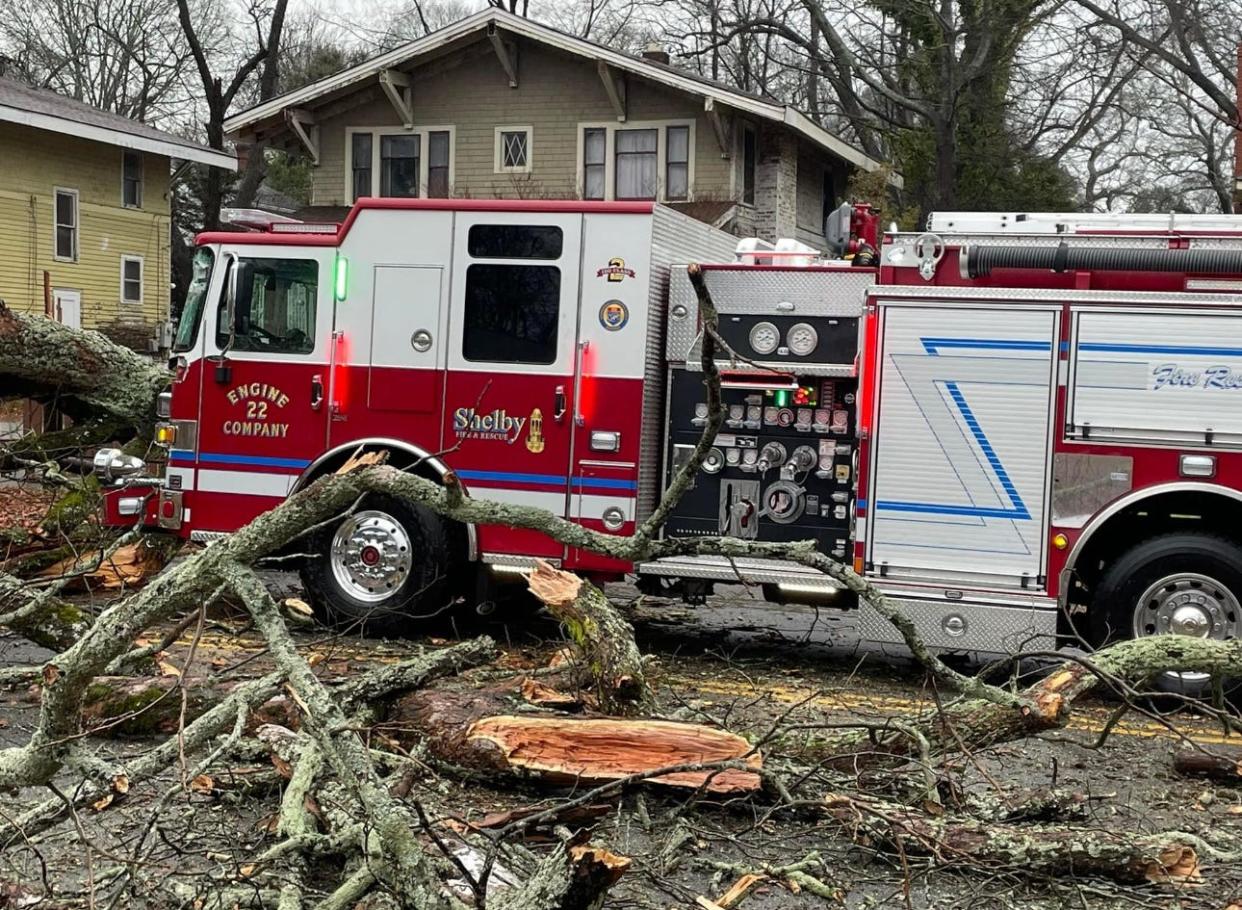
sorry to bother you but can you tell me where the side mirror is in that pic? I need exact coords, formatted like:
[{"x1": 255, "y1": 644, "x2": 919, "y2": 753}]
[{"x1": 226, "y1": 260, "x2": 255, "y2": 335}]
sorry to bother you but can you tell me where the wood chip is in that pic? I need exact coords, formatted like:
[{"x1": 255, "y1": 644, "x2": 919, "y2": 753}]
[
  {"x1": 520, "y1": 677, "x2": 581, "y2": 708},
  {"x1": 713, "y1": 873, "x2": 767, "y2": 909},
  {"x1": 189, "y1": 774, "x2": 215, "y2": 794}
]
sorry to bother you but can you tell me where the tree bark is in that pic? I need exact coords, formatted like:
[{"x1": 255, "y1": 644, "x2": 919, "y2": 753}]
[
  {"x1": 1173, "y1": 748, "x2": 1242, "y2": 783},
  {"x1": 0, "y1": 301, "x2": 169, "y2": 431}
]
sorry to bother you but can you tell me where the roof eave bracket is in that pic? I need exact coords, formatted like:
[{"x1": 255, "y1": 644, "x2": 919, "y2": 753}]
[
  {"x1": 378, "y1": 69, "x2": 414, "y2": 129},
  {"x1": 284, "y1": 108, "x2": 320, "y2": 165},
  {"x1": 597, "y1": 60, "x2": 626, "y2": 122},
  {"x1": 487, "y1": 24, "x2": 519, "y2": 88},
  {"x1": 704, "y1": 98, "x2": 730, "y2": 158}
]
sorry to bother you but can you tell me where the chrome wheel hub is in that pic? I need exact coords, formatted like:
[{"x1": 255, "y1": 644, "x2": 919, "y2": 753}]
[
  {"x1": 1133, "y1": 572, "x2": 1240, "y2": 682},
  {"x1": 330, "y1": 510, "x2": 412, "y2": 604}
]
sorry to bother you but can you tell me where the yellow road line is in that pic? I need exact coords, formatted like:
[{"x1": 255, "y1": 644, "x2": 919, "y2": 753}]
[{"x1": 669, "y1": 675, "x2": 1240, "y2": 746}]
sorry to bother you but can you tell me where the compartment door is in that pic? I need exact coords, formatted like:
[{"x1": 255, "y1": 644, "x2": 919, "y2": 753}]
[{"x1": 865, "y1": 303, "x2": 1060, "y2": 587}]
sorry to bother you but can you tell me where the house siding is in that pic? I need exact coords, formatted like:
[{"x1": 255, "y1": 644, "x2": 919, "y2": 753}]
[
  {"x1": 0, "y1": 122, "x2": 170, "y2": 330},
  {"x1": 309, "y1": 40, "x2": 734, "y2": 206}
]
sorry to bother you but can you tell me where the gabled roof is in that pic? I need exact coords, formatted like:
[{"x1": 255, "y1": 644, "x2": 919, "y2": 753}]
[
  {"x1": 223, "y1": 9, "x2": 885, "y2": 175},
  {"x1": 0, "y1": 76, "x2": 236, "y2": 170}
]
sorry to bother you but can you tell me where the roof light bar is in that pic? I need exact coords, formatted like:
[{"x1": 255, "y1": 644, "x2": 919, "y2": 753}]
[{"x1": 270, "y1": 221, "x2": 338, "y2": 234}]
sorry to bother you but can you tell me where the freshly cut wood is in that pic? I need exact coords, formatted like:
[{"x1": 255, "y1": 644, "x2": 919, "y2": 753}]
[
  {"x1": 527, "y1": 561, "x2": 652, "y2": 716},
  {"x1": 465, "y1": 715, "x2": 761, "y2": 793},
  {"x1": 1173, "y1": 748, "x2": 1242, "y2": 783},
  {"x1": 39, "y1": 538, "x2": 177, "y2": 591}
]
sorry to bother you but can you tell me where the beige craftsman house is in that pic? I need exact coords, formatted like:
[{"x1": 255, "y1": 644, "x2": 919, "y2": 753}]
[{"x1": 224, "y1": 9, "x2": 890, "y2": 246}]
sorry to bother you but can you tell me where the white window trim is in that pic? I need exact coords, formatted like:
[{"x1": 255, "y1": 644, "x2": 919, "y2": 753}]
[
  {"x1": 575, "y1": 119, "x2": 696, "y2": 202},
  {"x1": 52, "y1": 187, "x2": 79, "y2": 263},
  {"x1": 122, "y1": 150, "x2": 143, "y2": 209},
  {"x1": 343, "y1": 125, "x2": 456, "y2": 200},
  {"x1": 494, "y1": 126, "x2": 533, "y2": 174},
  {"x1": 120, "y1": 255, "x2": 144, "y2": 305}
]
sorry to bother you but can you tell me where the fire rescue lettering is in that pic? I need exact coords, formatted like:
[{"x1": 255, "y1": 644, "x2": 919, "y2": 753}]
[
  {"x1": 223, "y1": 382, "x2": 291, "y2": 438},
  {"x1": 453, "y1": 407, "x2": 527, "y2": 443},
  {"x1": 1152, "y1": 364, "x2": 1242, "y2": 391}
]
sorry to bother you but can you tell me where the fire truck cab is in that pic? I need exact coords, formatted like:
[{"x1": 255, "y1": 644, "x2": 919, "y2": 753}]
[{"x1": 101, "y1": 200, "x2": 1242, "y2": 668}]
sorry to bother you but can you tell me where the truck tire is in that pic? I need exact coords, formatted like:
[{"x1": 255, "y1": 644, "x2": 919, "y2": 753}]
[
  {"x1": 300, "y1": 493, "x2": 455, "y2": 633},
  {"x1": 1090, "y1": 532, "x2": 1242, "y2": 697}
]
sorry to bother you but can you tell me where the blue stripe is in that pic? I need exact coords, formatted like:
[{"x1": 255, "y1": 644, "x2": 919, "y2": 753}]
[
  {"x1": 456, "y1": 469, "x2": 567, "y2": 486},
  {"x1": 922, "y1": 338, "x2": 1052, "y2": 356},
  {"x1": 572, "y1": 476, "x2": 638, "y2": 491},
  {"x1": 942, "y1": 381, "x2": 1030, "y2": 520},
  {"x1": 456, "y1": 468, "x2": 637, "y2": 492},
  {"x1": 169, "y1": 449, "x2": 195, "y2": 462},
  {"x1": 196, "y1": 452, "x2": 312, "y2": 469},
  {"x1": 1079, "y1": 342, "x2": 1242, "y2": 357},
  {"x1": 876, "y1": 500, "x2": 1028, "y2": 520}
]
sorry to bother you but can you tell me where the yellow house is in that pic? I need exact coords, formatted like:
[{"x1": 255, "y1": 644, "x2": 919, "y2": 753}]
[{"x1": 0, "y1": 76, "x2": 235, "y2": 339}]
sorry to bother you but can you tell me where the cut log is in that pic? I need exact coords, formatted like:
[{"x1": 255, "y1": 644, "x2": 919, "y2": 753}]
[
  {"x1": 527, "y1": 561, "x2": 651, "y2": 716},
  {"x1": 392, "y1": 687, "x2": 761, "y2": 794},
  {"x1": 1173, "y1": 748, "x2": 1242, "y2": 783}
]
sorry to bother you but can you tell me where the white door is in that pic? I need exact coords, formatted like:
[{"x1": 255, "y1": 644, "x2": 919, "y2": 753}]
[
  {"x1": 866, "y1": 302, "x2": 1061, "y2": 588},
  {"x1": 53, "y1": 289, "x2": 81, "y2": 328}
]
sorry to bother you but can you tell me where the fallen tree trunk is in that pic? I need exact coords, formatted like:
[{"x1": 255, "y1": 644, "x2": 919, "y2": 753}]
[
  {"x1": 527, "y1": 560, "x2": 652, "y2": 716},
  {"x1": 819, "y1": 792, "x2": 1204, "y2": 884},
  {"x1": 391, "y1": 686, "x2": 761, "y2": 795},
  {"x1": 1173, "y1": 747, "x2": 1242, "y2": 784},
  {"x1": 0, "y1": 301, "x2": 169, "y2": 431}
]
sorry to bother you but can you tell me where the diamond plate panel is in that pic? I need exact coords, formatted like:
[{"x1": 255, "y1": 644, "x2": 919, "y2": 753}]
[{"x1": 856, "y1": 595, "x2": 1057, "y2": 654}]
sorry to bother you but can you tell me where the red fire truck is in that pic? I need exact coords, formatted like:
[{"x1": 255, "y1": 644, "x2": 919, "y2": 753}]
[{"x1": 99, "y1": 200, "x2": 1242, "y2": 668}]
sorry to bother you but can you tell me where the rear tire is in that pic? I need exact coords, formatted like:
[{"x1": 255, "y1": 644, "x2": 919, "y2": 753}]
[
  {"x1": 300, "y1": 493, "x2": 457, "y2": 634},
  {"x1": 1089, "y1": 532, "x2": 1242, "y2": 699}
]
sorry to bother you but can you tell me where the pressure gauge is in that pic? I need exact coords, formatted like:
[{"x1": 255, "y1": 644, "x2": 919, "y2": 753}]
[
  {"x1": 749, "y1": 321, "x2": 780, "y2": 355},
  {"x1": 786, "y1": 322, "x2": 819, "y2": 357},
  {"x1": 702, "y1": 448, "x2": 725, "y2": 474}
]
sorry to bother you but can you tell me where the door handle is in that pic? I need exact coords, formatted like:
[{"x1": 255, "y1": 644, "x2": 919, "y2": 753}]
[
  {"x1": 310, "y1": 374, "x2": 324, "y2": 411},
  {"x1": 553, "y1": 385, "x2": 567, "y2": 421},
  {"x1": 572, "y1": 340, "x2": 589, "y2": 427}
]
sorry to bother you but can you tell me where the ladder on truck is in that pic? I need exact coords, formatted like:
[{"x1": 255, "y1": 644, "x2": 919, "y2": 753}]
[{"x1": 926, "y1": 211, "x2": 1242, "y2": 235}]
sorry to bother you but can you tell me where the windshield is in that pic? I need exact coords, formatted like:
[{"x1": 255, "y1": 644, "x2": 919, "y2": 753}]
[{"x1": 173, "y1": 247, "x2": 215, "y2": 353}]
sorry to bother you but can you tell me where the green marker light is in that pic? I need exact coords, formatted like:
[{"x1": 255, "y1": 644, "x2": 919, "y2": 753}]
[
  {"x1": 774, "y1": 389, "x2": 790, "y2": 407},
  {"x1": 334, "y1": 255, "x2": 349, "y2": 302}
]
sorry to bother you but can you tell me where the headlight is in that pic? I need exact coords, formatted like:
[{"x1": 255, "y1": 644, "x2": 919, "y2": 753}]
[
  {"x1": 156, "y1": 390, "x2": 172, "y2": 419},
  {"x1": 93, "y1": 448, "x2": 146, "y2": 482}
]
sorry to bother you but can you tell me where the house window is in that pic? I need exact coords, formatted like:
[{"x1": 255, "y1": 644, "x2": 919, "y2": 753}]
[
  {"x1": 495, "y1": 127, "x2": 532, "y2": 173},
  {"x1": 579, "y1": 122, "x2": 694, "y2": 201},
  {"x1": 351, "y1": 133, "x2": 372, "y2": 201},
  {"x1": 615, "y1": 128, "x2": 658, "y2": 200},
  {"x1": 54, "y1": 188, "x2": 78, "y2": 262},
  {"x1": 462, "y1": 264, "x2": 561, "y2": 364},
  {"x1": 380, "y1": 134, "x2": 419, "y2": 197},
  {"x1": 122, "y1": 151, "x2": 142, "y2": 208},
  {"x1": 346, "y1": 127, "x2": 454, "y2": 199},
  {"x1": 742, "y1": 125, "x2": 757, "y2": 206},
  {"x1": 121, "y1": 256, "x2": 143, "y2": 304},
  {"x1": 583, "y1": 128, "x2": 606, "y2": 200},
  {"x1": 428, "y1": 131, "x2": 450, "y2": 197},
  {"x1": 666, "y1": 125, "x2": 689, "y2": 201}
]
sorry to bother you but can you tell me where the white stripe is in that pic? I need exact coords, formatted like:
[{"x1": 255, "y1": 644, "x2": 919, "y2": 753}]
[
  {"x1": 197, "y1": 469, "x2": 294, "y2": 498},
  {"x1": 467, "y1": 487, "x2": 568, "y2": 513},
  {"x1": 578, "y1": 494, "x2": 636, "y2": 522}
]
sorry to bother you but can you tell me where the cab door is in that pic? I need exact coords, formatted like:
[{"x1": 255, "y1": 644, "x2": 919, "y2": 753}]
[
  {"x1": 442, "y1": 213, "x2": 583, "y2": 559},
  {"x1": 190, "y1": 247, "x2": 334, "y2": 529}
]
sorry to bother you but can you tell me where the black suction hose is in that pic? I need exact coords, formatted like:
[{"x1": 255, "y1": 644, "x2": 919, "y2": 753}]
[{"x1": 962, "y1": 242, "x2": 1242, "y2": 278}]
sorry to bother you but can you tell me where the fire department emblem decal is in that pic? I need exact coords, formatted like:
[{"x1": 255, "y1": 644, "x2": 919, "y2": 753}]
[
  {"x1": 599, "y1": 299, "x2": 629, "y2": 332},
  {"x1": 526, "y1": 408, "x2": 545, "y2": 453},
  {"x1": 597, "y1": 257, "x2": 636, "y2": 282}
]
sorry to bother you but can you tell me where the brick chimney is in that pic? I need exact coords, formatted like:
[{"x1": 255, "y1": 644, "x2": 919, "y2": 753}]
[{"x1": 641, "y1": 43, "x2": 670, "y2": 66}]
